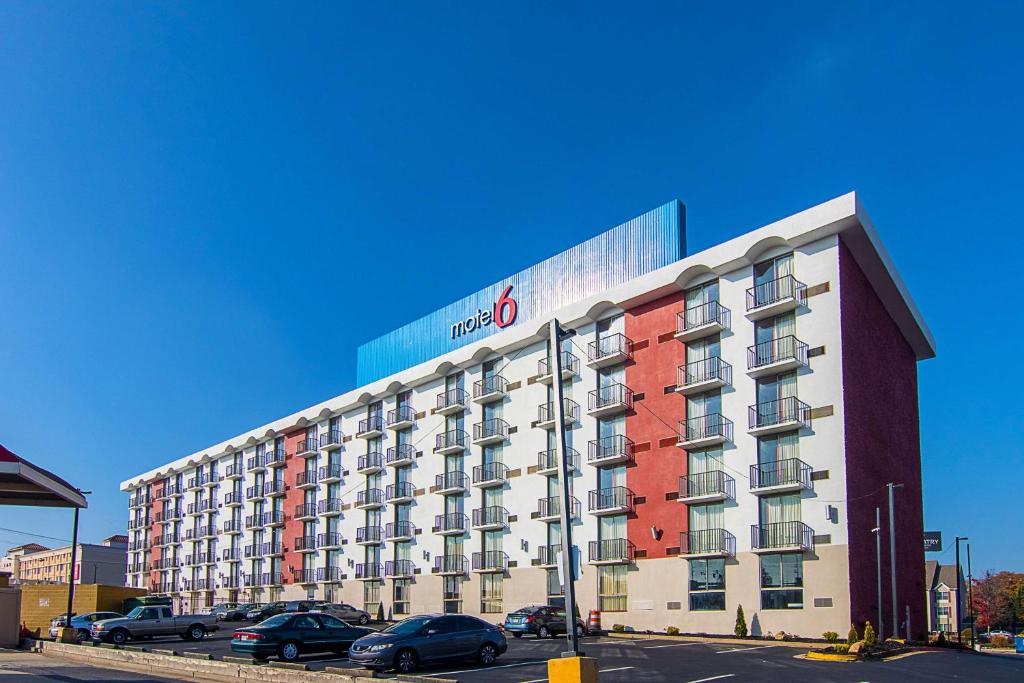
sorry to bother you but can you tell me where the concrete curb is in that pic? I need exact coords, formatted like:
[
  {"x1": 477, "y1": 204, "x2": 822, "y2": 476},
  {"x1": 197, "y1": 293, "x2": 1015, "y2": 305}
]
[{"x1": 603, "y1": 632, "x2": 818, "y2": 649}]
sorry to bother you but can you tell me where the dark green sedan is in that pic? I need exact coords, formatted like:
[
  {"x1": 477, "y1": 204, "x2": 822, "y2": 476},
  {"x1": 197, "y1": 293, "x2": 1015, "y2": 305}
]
[{"x1": 230, "y1": 611, "x2": 374, "y2": 662}]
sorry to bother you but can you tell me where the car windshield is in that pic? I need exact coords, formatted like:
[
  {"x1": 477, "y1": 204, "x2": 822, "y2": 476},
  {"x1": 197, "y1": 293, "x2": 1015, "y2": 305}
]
[
  {"x1": 125, "y1": 607, "x2": 144, "y2": 619},
  {"x1": 382, "y1": 616, "x2": 433, "y2": 635},
  {"x1": 256, "y1": 614, "x2": 292, "y2": 628}
]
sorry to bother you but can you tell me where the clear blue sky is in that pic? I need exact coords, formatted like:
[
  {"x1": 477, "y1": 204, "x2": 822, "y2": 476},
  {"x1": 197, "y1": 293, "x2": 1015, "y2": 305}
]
[{"x1": 1, "y1": 2, "x2": 1020, "y2": 574}]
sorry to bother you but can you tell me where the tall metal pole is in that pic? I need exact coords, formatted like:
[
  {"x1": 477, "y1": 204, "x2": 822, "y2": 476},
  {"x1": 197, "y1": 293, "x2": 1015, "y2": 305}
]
[
  {"x1": 955, "y1": 536, "x2": 966, "y2": 642},
  {"x1": 550, "y1": 319, "x2": 580, "y2": 657},
  {"x1": 967, "y1": 543, "x2": 975, "y2": 649},
  {"x1": 887, "y1": 483, "x2": 900, "y2": 639},
  {"x1": 875, "y1": 507, "x2": 883, "y2": 640},
  {"x1": 65, "y1": 506, "x2": 81, "y2": 624}
]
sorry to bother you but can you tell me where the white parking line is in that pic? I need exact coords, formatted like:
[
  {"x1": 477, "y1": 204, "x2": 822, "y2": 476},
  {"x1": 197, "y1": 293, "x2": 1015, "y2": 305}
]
[
  {"x1": 421, "y1": 660, "x2": 549, "y2": 677},
  {"x1": 715, "y1": 644, "x2": 779, "y2": 653},
  {"x1": 684, "y1": 675, "x2": 735, "y2": 683},
  {"x1": 640, "y1": 642, "x2": 704, "y2": 649}
]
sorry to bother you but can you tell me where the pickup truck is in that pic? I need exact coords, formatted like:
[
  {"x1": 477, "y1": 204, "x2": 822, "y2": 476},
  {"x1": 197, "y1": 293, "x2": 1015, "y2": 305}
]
[{"x1": 90, "y1": 605, "x2": 219, "y2": 645}]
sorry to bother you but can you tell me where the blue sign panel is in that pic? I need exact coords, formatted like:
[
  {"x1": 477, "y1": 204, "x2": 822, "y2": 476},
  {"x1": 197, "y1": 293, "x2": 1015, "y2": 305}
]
[{"x1": 356, "y1": 200, "x2": 686, "y2": 384}]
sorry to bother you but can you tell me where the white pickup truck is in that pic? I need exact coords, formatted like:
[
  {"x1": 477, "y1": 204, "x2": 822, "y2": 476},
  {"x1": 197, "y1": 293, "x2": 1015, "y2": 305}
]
[{"x1": 90, "y1": 605, "x2": 218, "y2": 645}]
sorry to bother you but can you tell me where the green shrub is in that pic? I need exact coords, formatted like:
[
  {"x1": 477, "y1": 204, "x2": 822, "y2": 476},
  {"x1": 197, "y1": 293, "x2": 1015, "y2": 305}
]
[
  {"x1": 823, "y1": 631, "x2": 839, "y2": 643},
  {"x1": 863, "y1": 621, "x2": 877, "y2": 646},
  {"x1": 848, "y1": 623, "x2": 860, "y2": 645},
  {"x1": 734, "y1": 605, "x2": 748, "y2": 638},
  {"x1": 611, "y1": 624, "x2": 625, "y2": 633},
  {"x1": 666, "y1": 626, "x2": 680, "y2": 636},
  {"x1": 960, "y1": 628, "x2": 973, "y2": 642},
  {"x1": 991, "y1": 635, "x2": 1012, "y2": 648},
  {"x1": 832, "y1": 643, "x2": 850, "y2": 654}
]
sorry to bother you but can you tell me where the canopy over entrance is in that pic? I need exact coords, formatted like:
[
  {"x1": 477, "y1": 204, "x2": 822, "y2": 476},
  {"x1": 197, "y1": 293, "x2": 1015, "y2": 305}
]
[{"x1": 0, "y1": 444, "x2": 87, "y2": 508}]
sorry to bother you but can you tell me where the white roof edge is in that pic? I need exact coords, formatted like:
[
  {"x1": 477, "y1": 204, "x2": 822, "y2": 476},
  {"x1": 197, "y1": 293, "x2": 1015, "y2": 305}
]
[{"x1": 121, "y1": 191, "x2": 932, "y2": 490}]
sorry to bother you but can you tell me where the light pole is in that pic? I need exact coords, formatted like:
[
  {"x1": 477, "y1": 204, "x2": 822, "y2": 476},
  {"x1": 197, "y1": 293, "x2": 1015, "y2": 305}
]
[
  {"x1": 65, "y1": 489, "x2": 91, "y2": 625},
  {"x1": 872, "y1": 508, "x2": 883, "y2": 640},
  {"x1": 967, "y1": 542, "x2": 975, "y2": 649},
  {"x1": 887, "y1": 483, "x2": 903, "y2": 639},
  {"x1": 955, "y1": 536, "x2": 968, "y2": 643}
]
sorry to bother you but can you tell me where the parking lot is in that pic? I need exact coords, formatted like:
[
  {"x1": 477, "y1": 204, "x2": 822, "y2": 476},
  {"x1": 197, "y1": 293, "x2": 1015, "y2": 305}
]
[{"x1": 105, "y1": 629, "x2": 1024, "y2": 682}]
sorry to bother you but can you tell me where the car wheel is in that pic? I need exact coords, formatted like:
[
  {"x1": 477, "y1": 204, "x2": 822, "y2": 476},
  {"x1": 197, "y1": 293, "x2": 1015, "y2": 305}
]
[
  {"x1": 538, "y1": 626, "x2": 550, "y2": 639},
  {"x1": 76, "y1": 630, "x2": 89, "y2": 643},
  {"x1": 279, "y1": 641, "x2": 301, "y2": 662},
  {"x1": 512, "y1": 632, "x2": 522, "y2": 638},
  {"x1": 109, "y1": 629, "x2": 128, "y2": 646},
  {"x1": 394, "y1": 648, "x2": 417, "y2": 674},
  {"x1": 479, "y1": 643, "x2": 498, "y2": 665},
  {"x1": 358, "y1": 614, "x2": 369, "y2": 625},
  {"x1": 189, "y1": 626, "x2": 206, "y2": 641}
]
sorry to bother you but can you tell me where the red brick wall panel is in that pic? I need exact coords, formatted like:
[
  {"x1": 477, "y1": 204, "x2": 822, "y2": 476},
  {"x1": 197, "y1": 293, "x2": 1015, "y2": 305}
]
[{"x1": 282, "y1": 430, "x2": 307, "y2": 584}]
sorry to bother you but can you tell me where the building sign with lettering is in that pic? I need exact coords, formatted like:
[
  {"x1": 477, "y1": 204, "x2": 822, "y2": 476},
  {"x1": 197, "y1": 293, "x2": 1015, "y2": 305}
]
[{"x1": 924, "y1": 531, "x2": 942, "y2": 552}]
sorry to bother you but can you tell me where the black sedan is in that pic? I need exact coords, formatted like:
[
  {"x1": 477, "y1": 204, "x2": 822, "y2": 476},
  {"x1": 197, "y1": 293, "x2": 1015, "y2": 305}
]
[
  {"x1": 348, "y1": 614, "x2": 507, "y2": 674},
  {"x1": 503, "y1": 605, "x2": 586, "y2": 639},
  {"x1": 230, "y1": 611, "x2": 374, "y2": 662}
]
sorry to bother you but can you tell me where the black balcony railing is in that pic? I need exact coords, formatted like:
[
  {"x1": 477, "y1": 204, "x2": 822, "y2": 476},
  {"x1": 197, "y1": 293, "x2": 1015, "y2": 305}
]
[
  {"x1": 538, "y1": 544, "x2": 562, "y2": 565},
  {"x1": 385, "y1": 559, "x2": 415, "y2": 577},
  {"x1": 678, "y1": 357, "x2": 733, "y2": 388},
  {"x1": 356, "y1": 526, "x2": 383, "y2": 544},
  {"x1": 387, "y1": 443, "x2": 416, "y2": 465},
  {"x1": 386, "y1": 481, "x2": 414, "y2": 500},
  {"x1": 295, "y1": 502, "x2": 317, "y2": 518},
  {"x1": 356, "y1": 488, "x2": 384, "y2": 507},
  {"x1": 680, "y1": 528, "x2": 736, "y2": 556},
  {"x1": 263, "y1": 479, "x2": 286, "y2": 496},
  {"x1": 435, "y1": 471, "x2": 468, "y2": 491},
  {"x1": 266, "y1": 448, "x2": 286, "y2": 466},
  {"x1": 677, "y1": 300, "x2": 731, "y2": 333},
  {"x1": 355, "y1": 563, "x2": 382, "y2": 579},
  {"x1": 222, "y1": 547, "x2": 241, "y2": 561},
  {"x1": 243, "y1": 544, "x2": 262, "y2": 559},
  {"x1": 472, "y1": 461, "x2": 509, "y2": 485},
  {"x1": 435, "y1": 512, "x2": 469, "y2": 533},
  {"x1": 747, "y1": 274, "x2": 807, "y2": 310},
  {"x1": 472, "y1": 550, "x2": 508, "y2": 571},
  {"x1": 538, "y1": 350, "x2": 580, "y2": 378},
  {"x1": 472, "y1": 506, "x2": 509, "y2": 528},
  {"x1": 224, "y1": 490, "x2": 243, "y2": 505},
  {"x1": 293, "y1": 568, "x2": 316, "y2": 584},
  {"x1": 260, "y1": 571, "x2": 283, "y2": 586},
  {"x1": 434, "y1": 554, "x2": 468, "y2": 573},
  {"x1": 473, "y1": 418, "x2": 509, "y2": 442},
  {"x1": 435, "y1": 429, "x2": 468, "y2": 452},
  {"x1": 298, "y1": 437, "x2": 319, "y2": 455},
  {"x1": 387, "y1": 405, "x2": 416, "y2": 427},
  {"x1": 588, "y1": 434, "x2": 635, "y2": 464},
  {"x1": 317, "y1": 566, "x2": 343, "y2": 582},
  {"x1": 588, "y1": 486, "x2": 634, "y2": 513},
  {"x1": 358, "y1": 415, "x2": 384, "y2": 435},
  {"x1": 294, "y1": 535, "x2": 317, "y2": 551},
  {"x1": 474, "y1": 374, "x2": 508, "y2": 398},
  {"x1": 751, "y1": 521, "x2": 814, "y2": 551},
  {"x1": 357, "y1": 452, "x2": 384, "y2": 471},
  {"x1": 224, "y1": 463, "x2": 243, "y2": 479},
  {"x1": 318, "y1": 463, "x2": 342, "y2": 481},
  {"x1": 587, "y1": 333, "x2": 633, "y2": 363},
  {"x1": 588, "y1": 538, "x2": 635, "y2": 563},
  {"x1": 538, "y1": 398, "x2": 580, "y2": 424},
  {"x1": 223, "y1": 518, "x2": 243, "y2": 533},
  {"x1": 748, "y1": 397, "x2": 811, "y2": 430},
  {"x1": 747, "y1": 335, "x2": 809, "y2": 370},
  {"x1": 247, "y1": 455, "x2": 267, "y2": 471},
  {"x1": 385, "y1": 521, "x2": 415, "y2": 539},
  {"x1": 262, "y1": 541, "x2": 283, "y2": 556},
  {"x1": 679, "y1": 470, "x2": 736, "y2": 500},
  {"x1": 538, "y1": 447, "x2": 580, "y2": 472},
  {"x1": 262, "y1": 509, "x2": 285, "y2": 526},
  {"x1": 678, "y1": 413, "x2": 734, "y2": 443},
  {"x1": 319, "y1": 429, "x2": 343, "y2": 450},
  {"x1": 538, "y1": 496, "x2": 580, "y2": 519},
  {"x1": 296, "y1": 470, "x2": 318, "y2": 487},
  {"x1": 749, "y1": 458, "x2": 813, "y2": 490},
  {"x1": 437, "y1": 387, "x2": 469, "y2": 412},
  {"x1": 317, "y1": 498, "x2": 342, "y2": 515},
  {"x1": 588, "y1": 383, "x2": 634, "y2": 412},
  {"x1": 317, "y1": 532, "x2": 342, "y2": 548}
]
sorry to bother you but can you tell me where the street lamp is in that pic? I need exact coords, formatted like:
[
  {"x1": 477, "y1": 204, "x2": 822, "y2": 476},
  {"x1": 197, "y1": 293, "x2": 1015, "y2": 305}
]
[
  {"x1": 65, "y1": 490, "x2": 92, "y2": 626},
  {"x1": 955, "y1": 536, "x2": 968, "y2": 643}
]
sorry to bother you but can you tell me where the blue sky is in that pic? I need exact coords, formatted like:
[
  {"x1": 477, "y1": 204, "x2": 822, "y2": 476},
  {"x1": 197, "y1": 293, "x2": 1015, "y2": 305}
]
[{"x1": 1, "y1": 2, "x2": 1021, "y2": 573}]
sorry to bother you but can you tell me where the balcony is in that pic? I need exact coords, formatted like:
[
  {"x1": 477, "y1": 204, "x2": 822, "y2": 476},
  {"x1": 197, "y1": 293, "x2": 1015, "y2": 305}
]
[
  {"x1": 296, "y1": 470, "x2": 318, "y2": 489},
  {"x1": 317, "y1": 532, "x2": 342, "y2": 549},
  {"x1": 680, "y1": 529, "x2": 736, "y2": 558},
  {"x1": 437, "y1": 387, "x2": 469, "y2": 415},
  {"x1": 471, "y1": 506, "x2": 509, "y2": 530},
  {"x1": 472, "y1": 550, "x2": 508, "y2": 573},
  {"x1": 588, "y1": 538, "x2": 635, "y2": 564},
  {"x1": 223, "y1": 519, "x2": 243, "y2": 534},
  {"x1": 295, "y1": 438, "x2": 319, "y2": 458},
  {"x1": 187, "y1": 475, "x2": 206, "y2": 491},
  {"x1": 260, "y1": 572, "x2": 284, "y2": 586},
  {"x1": 749, "y1": 458, "x2": 813, "y2": 494},
  {"x1": 204, "y1": 474, "x2": 220, "y2": 488},
  {"x1": 387, "y1": 405, "x2": 416, "y2": 431},
  {"x1": 247, "y1": 455, "x2": 267, "y2": 472},
  {"x1": 536, "y1": 448, "x2": 580, "y2": 476},
  {"x1": 356, "y1": 415, "x2": 385, "y2": 439},
  {"x1": 678, "y1": 470, "x2": 736, "y2": 504},
  {"x1": 385, "y1": 481, "x2": 415, "y2": 503},
  {"x1": 536, "y1": 398, "x2": 580, "y2": 430},
  {"x1": 355, "y1": 488, "x2": 384, "y2": 510},
  {"x1": 385, "y1": 520, "x2": 415, "y2": 542},
  {"x1": 222, "y1": 547, "x2": 241, "y2": 562},
  {"x1": 317, "y1": 566, "x2": 343, "y2": 582},
  {"x1": 356, "y1": 452, "x2": 384, "y2": 474},
  {"x1": 385, "y1": 559, "x2": 416, "y2": 579},
  {"x1": 294, "y1": 535, "x2": 318, "y2": 552},
  {"x1": 588, "y1": 487, "x2": 634, "y2": 516},
  {"x1": 293, "y1": 568, "x2": 317, "y2": 584},
  {"x1": 294, "y1": 503, "x2": 317, "y2": 520},
  {"x1": 677, "y1": 413, "x2": 734, "y2": 449},
  {"x1": 434, "y1": 471, "x2": 468, "y2": 495},
  {"x1": 243, "y1": 544, "x2": 263, "y2": 559},
  {"x1": 588, "y1": 383, "x2": 634, "y2": 417},
  {"x1": 266, "y1": 449, "x2": 287, "y2": 468},
  {"x1": 588, "y1": 434, "x2": 635, "y2": 467},
  {"x1": 224, "y1": 491, "x2": 243, "y2": 507},
  {"x1": 319, "y1": 463, "x2": 342, "y2": 483},
  {"x1": 386, "y1": 444, "x2": 416, "y2": 467},
  {"x1": 746, "y1": 274, "x2": 807, "y2": 320},
  {"x1": 434, "y1": 554, "x2": 468, "y2": 575},
  {"x1": 245, "y1": 485, "x2": 261, "y2": 501},
  {"x1": 676, "y1": 357, "x2": 732, "y2": 396},
  {"x1": 472, "y1": 462, "x2": 508, "y2": 488},
  {"x1": 356, "y1": 526, "x2": 383, "y2": 545},
  {"x1": 355, "y1": 563, "x2": 382, "y2": 580},
  {"x1": 538, "y1": 351, "x2": 580, "y2": 384},
  {"x1": 434, "y1": 512, "x2": 469, "y2": 535},
  {"x1": 186, "y1": 502, "x2": 205, "y2": 516},
  {"x1": 263, "y1": 479, "x2": 287, "y2": 497},
  {"x1": 537, "y1": 495, "x2": 580, "y2": 522},
  {"x1": 473, "y1": 375, "x2": 508, "y2": 404},
  {"x1": 317, "y1": 498, "x2": 342, "y2": 516},
  {"x1": 434, "y1": 429, "x2": 468, "y2": 455},
  {"x1": 587, "y1": 333, "x2": 634, "y2": 369},
  {"x1": 751, "y1": 521, "x2": 815, "y2": 552},
  {"x1": 676, "y1": 300, "x2": 731, "y2": 342},
  {"x1": 262, "y1": 510, "x2": 285, "y2": 527},
  {"x1": 537, "y1": 544, "x2": 562, "y2": 568},
  {"x1": 473, "y1": 418, "x2": 509, "y2": 446},
  {"x1": 128, "y1": 493, "x2": 150, "y2": 508},
  {"x1": 320, "y1": 429, "x2": 344, "y2": 452},
  {"x1": 222, "y1": 464, "x2": 243, "y2": 480},
  {"x1": 748, "y1": 397, "x2": 811, "y2": 436},
  {"x1": 747, "y1": 336, "x2": 809, "y2": 378},
  {"x1": 245, "y1": 514, "x2": 263, "y2": 530}
]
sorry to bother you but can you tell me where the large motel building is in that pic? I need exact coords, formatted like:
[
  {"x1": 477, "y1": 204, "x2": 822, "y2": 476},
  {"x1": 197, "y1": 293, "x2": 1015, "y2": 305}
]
[{"x1": 122, "y1": 192, "x2": 934, "y2": 637}]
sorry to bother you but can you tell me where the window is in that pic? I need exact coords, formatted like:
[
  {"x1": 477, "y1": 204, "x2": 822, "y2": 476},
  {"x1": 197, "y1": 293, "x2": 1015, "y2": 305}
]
[
  {"x1": 937, "y1": 591, "x2": 949, "y2": 602},
  {"x1": 546, "y1": 568, "x2": 564, "y2": 603},
  {"x1": 597, "y1": 564, "x2": 627, "y2": 612},
  {"x1": 480, "y1": 573, "x2": 503, "y2": 613},
  {"x1": 937, "y1": 606, "x2": 950, "y2": 617},
  {"x1": 363, "y1": 581, "x2": 381, "y2": 616},
  {"x1": 394, "y1": 579, "x2": 411, "y2": 615},
  {"x1": 689, "y1": 558, "x2": 725, "y2": 611},
  {"x1": 443, "y1": 575, "x2": 462, "y2": 614},
  {"x1": 318, "y1": 614, "x2": 346, "y2": 628},
  {"x1": 293, "y1": 615, "x2": 320, "y2": 629},
  {"x1": 760, "y1": 553, "x2": 803, "y2": 609}
]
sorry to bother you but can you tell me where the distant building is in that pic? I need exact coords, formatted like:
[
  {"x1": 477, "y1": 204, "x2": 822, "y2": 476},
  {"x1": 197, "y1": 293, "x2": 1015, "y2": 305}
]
[
  {"x1": 15, "y1": 535, "x2": 128, "y2": 586},
  {"x1": 0, "y1": 543, "x2": 50, "y2": 584},
  {"x1": 925, "y1": 560, "x2": 964, "y2": 634}
]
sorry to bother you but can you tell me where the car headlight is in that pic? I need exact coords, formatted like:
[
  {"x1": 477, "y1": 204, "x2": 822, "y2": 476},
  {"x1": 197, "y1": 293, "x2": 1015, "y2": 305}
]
[{"x1": 366, "y1": 643, "x2": 392, "y2": 652}]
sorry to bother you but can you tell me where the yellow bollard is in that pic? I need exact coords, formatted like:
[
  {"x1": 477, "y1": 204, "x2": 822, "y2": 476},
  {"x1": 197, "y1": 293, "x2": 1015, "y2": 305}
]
[{"x1": 548, "y1": 656, "x2": 599, "y2": 683}]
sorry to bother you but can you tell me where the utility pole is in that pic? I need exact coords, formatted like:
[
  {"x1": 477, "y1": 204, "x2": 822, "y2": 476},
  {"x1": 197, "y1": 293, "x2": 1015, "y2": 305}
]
[
  {"x1": 887, "y1": 483, "x2": 903, "y2": 639},
  {"x1": 873, "y1": 507, "x2": 883, "y2": 640},
  {"x1": 65, "y1": 490, "x2": 90, "y2": 625},
  {"x1": 955, "y1": 536, "x2": 967, "y2": 643},
  {"x1": 550, "y1": 318, "x2": 581, "y2": 657},
  {"x1": 967, "y1": 543, "x2": 975, "y2": 650}
]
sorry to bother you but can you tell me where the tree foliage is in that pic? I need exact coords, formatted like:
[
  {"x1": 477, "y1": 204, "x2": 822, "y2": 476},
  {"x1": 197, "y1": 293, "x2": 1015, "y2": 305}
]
[
  {"x1": 971, "y1": 571, "x2": 1024, "y2": 631},
  {"x1": 734, "y1": 605, "x2": 748, "y2": 638}
]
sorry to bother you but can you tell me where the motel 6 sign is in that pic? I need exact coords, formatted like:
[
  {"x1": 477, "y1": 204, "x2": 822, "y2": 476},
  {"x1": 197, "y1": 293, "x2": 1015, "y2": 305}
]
[{"x1": 450, "y1": 285, "x2": 518, "y2": 339}]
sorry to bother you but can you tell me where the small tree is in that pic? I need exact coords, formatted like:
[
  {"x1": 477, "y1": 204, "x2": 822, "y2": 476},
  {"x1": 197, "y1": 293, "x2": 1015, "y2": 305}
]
[
  {"x1": 863, "y1": 621, "x2": 877, "y2": 646},
  {"x1": 848, "y1": 623, "x2": 860, "y2": 645},
  {"x1": 734, "y1": 605, "x2": 748, "y2": 638},
  {"x1": 823, "y1": 631, "x2": 839, "y2": 643}
]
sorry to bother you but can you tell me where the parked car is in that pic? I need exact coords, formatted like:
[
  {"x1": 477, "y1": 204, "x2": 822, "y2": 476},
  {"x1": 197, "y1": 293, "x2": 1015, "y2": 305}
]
[
  {"x1": 220, "y1": 603, "x2": 260, "y2": 621},
  {"x1": 230, "y1": 611, "x2": 374, "y2": 662},
  {"x1": 89, "y1": 605, "x2": 218, "y2": 645},
  {"x1": 313, "y1": 602, "x2": 372, "y2": 625},
  {"x1": 349, "y1": 614, "x2": 507, "y2": 674},
  {"x1": 502, "y1": 605, "x2": 586, "y2": 639},
  {"x1": 244, "y1": 600, "x2": 317, "y2": 623},
  {"x1": 49, "y1": 612, "x2": 123, "y2": 642}
]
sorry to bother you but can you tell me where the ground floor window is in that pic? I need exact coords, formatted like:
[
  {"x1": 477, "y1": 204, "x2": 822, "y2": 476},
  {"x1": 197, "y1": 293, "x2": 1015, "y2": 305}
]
[
  {"x1": 689, "y1": 558, "x2": 725, "y2": 611},
  {"x1": 480, "y1": 573, "x2": 503, "y2": 613},
  {"x1": 443, "y1": 576, "x2": 462, "y2": 613},
  {"x1": 546, "y1": 568, "x2": 564, "y2": 603},
  {"x1": 363, "y1": 580, "x2": 382, "y2": 616},
  {"x1": 597, "y1": 564, "x2": 627, "y2": 612},
  {"x1": 393, "y1": 579, "x2": 411, "y2": 615},
  {"x1": 760, "y1": 553, "x2": 803, "y2": 609}
]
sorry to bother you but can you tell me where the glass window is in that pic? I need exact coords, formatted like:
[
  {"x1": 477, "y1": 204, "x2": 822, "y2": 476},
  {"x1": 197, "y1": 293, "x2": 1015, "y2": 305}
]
[
  {"x1": 597, "y1": 564, "x2": 627, "y2": 611},
  {"x1": 443, "y1": 575, "x2": 463, "y2": 614},
  {"x1": 293, "y1": 615, "x2": 320, "y2": 629},
  {"x1": 759, "y1": 553, "x2": 804, "y2": 610},
  {"x1": 393, "y1": 579, "x2": 411, "y2": 615},
  {"x1": 480, "y1": 573, "x2": 503, "y2": 613},
  {"x1": 689, "y1": 558, "x2": 726, "y2": 611},
  {"x1": 363, "y1": 581, "x2": 381, "y2": 615}
]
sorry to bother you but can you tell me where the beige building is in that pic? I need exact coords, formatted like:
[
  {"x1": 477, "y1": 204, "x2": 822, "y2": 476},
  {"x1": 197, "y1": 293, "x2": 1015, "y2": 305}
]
[
  {"x1": 0, "y1": 543, "x2": 49, "y2": 584},
  {"x1": 925, "y1": 561, "x2": 964, "y2": 634},
  {"x1": 15, "y1": 535, "x2": 128, "y2": 586}
]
